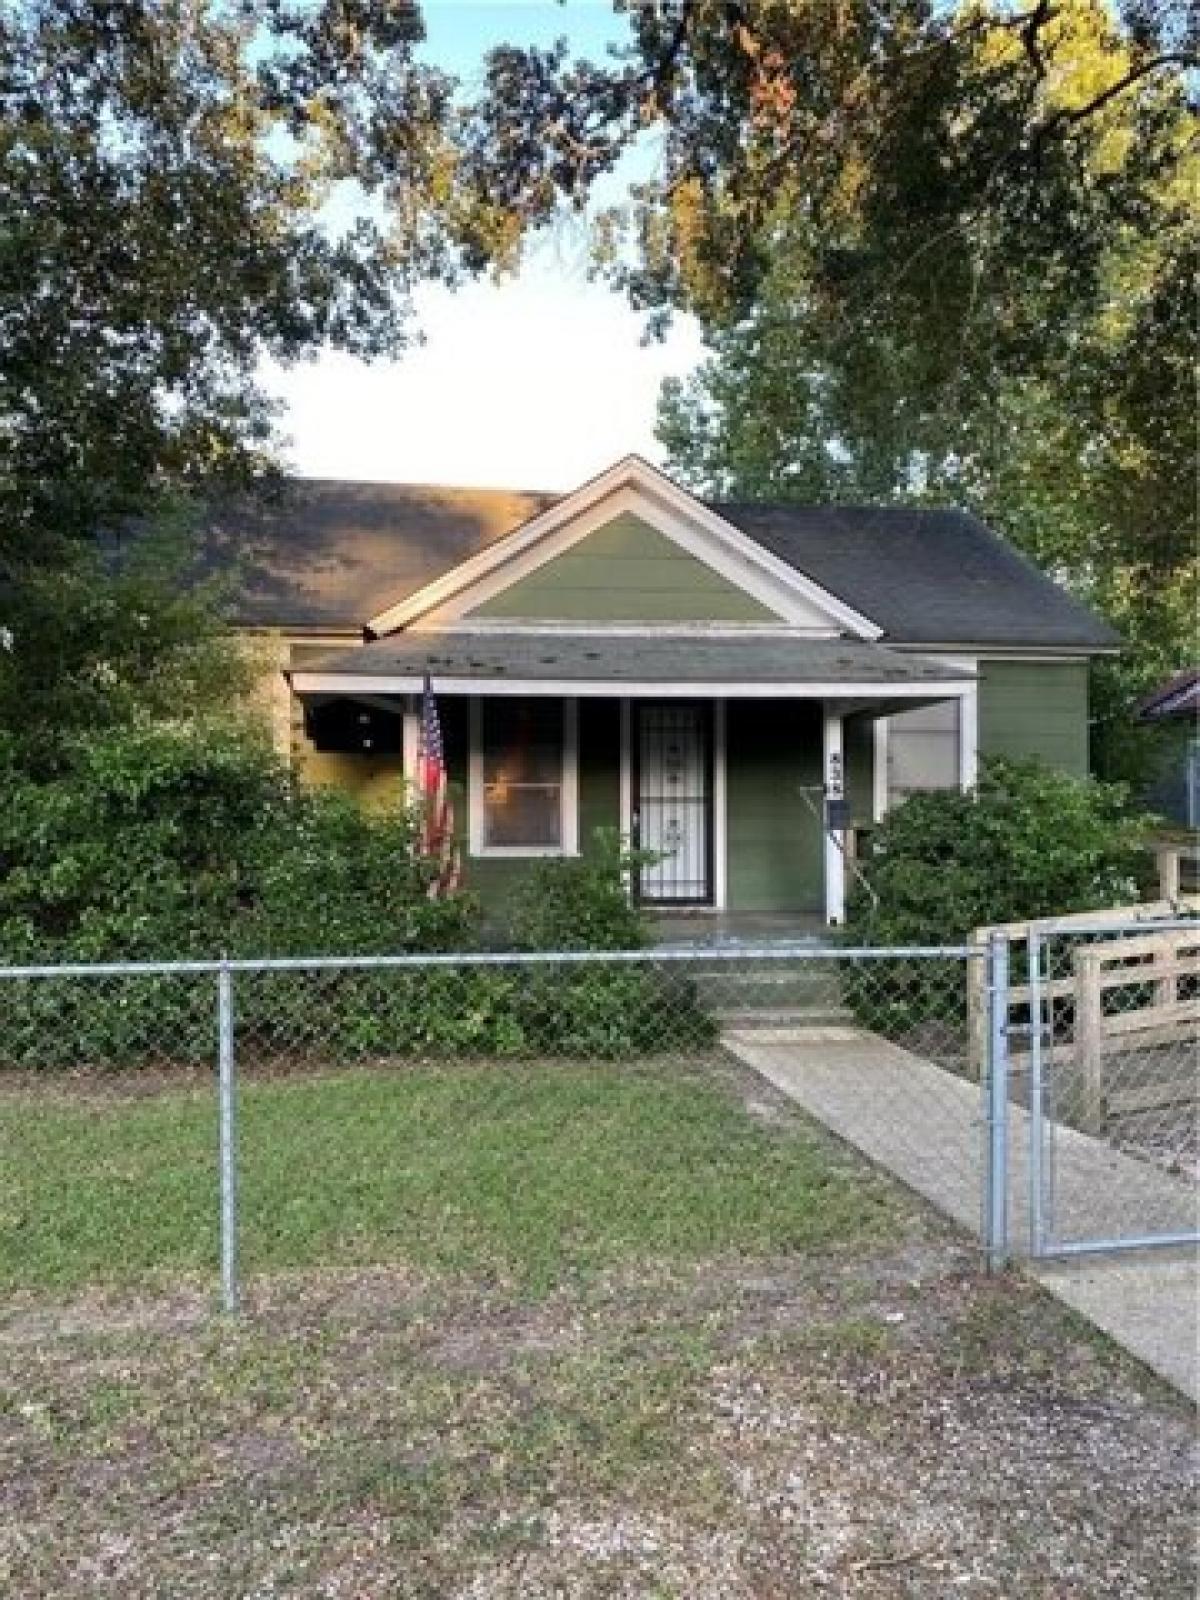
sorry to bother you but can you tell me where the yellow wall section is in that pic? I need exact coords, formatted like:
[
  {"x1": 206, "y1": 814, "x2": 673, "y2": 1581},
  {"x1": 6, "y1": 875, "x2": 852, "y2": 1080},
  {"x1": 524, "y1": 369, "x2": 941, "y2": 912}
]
[
  {"x1": 467, "y1": 512, "x2": 779, "y2": 622},
  {"x1": 237, "y1": 631, "x2": 409, "y2": 814}
]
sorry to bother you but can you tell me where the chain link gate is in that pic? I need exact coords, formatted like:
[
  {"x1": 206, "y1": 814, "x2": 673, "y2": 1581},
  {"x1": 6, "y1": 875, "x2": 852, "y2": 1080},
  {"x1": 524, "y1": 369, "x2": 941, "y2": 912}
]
[{"x1": 1026, "y1": 920, "x2": 1200, "y2": 1257}]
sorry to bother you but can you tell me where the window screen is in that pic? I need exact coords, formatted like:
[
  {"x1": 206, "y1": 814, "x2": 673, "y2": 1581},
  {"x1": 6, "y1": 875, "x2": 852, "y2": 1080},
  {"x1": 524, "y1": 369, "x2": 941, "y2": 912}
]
[
  {"x1": 481, "y1": 700, "x2": 564, "y2": 848},
  {"x1": 887, "y1": 700, "x2": 960, "y2": 805}
]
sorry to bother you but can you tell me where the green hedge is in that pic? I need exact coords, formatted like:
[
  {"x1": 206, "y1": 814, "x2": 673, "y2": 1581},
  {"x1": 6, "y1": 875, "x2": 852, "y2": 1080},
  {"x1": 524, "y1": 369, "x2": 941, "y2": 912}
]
[
  {"x1": 842, "y1": 758, "x2": 1151, "y2": 1036},
  {"x1": 0, "y1": 726, "x2": 713, "y2": 1067}
]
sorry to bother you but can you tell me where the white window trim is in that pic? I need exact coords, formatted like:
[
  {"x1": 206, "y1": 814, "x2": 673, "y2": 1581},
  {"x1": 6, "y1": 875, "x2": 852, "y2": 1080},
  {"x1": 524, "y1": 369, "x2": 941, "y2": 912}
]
[
  {"x1": 619, "y1": 697, "x2": 633, "y2": 841},
  {"x1": 468, "y1": 695, "x2": 579, "y2": 859},
  {"x1": 872, "y1": 717, "x2": 890, "y2": 823},
  {"x1": 872, "y1": 654, "x2": 978, "y2": 817}
]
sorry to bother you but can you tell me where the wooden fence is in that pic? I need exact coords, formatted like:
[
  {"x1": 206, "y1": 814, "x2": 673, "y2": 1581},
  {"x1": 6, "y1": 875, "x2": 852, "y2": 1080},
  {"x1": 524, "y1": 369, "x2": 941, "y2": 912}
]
[{"x1": 967, "y1": 901, "x2": 1200, "y2": 1104}]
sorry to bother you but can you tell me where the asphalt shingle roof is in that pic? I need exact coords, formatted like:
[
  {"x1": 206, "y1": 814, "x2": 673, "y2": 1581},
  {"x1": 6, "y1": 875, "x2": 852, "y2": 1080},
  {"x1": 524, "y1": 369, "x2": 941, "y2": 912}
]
[
  {"x1": 195, "y1": 478, "x2": 1117, "y2": 650},
  {"x1": 715, "y1": 503, "x2": 1118, "y2": 649}
]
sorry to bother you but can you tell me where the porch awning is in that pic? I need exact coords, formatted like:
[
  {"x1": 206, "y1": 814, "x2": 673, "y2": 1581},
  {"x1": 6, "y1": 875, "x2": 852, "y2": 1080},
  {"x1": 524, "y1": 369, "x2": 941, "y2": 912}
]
[{"x1": 288, "y1": 631, "x2": 973, "y2": 707}]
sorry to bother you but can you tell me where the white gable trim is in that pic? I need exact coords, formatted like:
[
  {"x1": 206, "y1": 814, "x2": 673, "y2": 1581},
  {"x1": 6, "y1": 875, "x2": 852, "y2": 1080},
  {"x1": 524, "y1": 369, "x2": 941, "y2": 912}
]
[{"x1": 366, "y1": 456, "x2": 882, "y2": 640}]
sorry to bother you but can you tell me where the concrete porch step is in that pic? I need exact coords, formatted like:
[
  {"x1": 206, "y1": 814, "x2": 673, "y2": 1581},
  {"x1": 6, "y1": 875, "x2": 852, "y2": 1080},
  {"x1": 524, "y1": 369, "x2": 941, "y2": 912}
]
[
  {"x1": 691, "y1": 967, "x2": 846, "y2": 1010},
  {"x1": 714, "y1": 1006, "x2": 854, "y2": 1029}
]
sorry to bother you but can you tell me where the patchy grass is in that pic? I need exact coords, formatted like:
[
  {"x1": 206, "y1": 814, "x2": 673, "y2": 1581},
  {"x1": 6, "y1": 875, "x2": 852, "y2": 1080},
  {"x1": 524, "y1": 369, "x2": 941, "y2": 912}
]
[
  {"x1": 1, "y1": 1057, "x2": 1195, "y2": 1597},
  {"x1": 0, "y1": 1055, "x2": 899, "y2": 1294},
  {"x1": 1, "y1": 1249, "x2": 1195, "y2": 1598}
]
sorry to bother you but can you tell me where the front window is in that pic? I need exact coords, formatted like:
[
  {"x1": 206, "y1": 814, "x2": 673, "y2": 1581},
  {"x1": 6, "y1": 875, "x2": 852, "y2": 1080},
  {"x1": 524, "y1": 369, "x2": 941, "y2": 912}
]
[
  {"x1": 476, "y1": 699, "x2": 574, "y2": 853},
  {"x1": 887, "y1": 699, "x2": 960, "y2": 807}
]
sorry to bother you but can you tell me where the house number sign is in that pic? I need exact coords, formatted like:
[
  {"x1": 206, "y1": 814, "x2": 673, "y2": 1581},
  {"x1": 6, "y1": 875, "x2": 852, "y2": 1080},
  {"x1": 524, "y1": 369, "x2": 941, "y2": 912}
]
[{"x1": 826, "y1": 750, "x2": 844, "y2": 799}]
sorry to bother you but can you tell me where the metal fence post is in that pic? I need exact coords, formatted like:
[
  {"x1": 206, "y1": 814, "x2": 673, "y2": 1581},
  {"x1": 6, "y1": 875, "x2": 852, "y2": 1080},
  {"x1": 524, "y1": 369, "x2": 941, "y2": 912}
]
[
  {"x1": 984, "y1": 932, "x2": 1010, "y2": 1271},
  {"x1": 217, "y1": 961, "x2": 239, "y2": 1315},
  {"x1": 1027, "y1": 930, "x2": 1046, "y2": 1258}
]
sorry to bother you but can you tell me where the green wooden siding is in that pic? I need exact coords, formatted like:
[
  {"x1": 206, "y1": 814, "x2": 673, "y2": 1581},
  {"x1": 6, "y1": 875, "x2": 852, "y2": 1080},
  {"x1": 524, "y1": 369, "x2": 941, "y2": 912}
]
[
  {"x1": 978, "y1": 660, "x2": 1089, "y2": 775},
  {"x1": 726, "y1": 700, "x2": 824, "y2": 913},
  {"x1": 468, "y1": 513, "x2": 777, "y2": 623},
  {"x1": 449, "y1": 692, "x2": 827, "y2": 915},
  {"x1": 578, "y1": 698, "x2": 621, "y2": 846}
]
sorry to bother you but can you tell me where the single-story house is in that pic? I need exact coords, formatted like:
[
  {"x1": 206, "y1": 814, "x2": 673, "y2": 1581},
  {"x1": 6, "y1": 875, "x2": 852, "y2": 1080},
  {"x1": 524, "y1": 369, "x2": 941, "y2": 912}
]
[{"x1": 204, "y1": 455, "x2": 1119, "y2": 924}]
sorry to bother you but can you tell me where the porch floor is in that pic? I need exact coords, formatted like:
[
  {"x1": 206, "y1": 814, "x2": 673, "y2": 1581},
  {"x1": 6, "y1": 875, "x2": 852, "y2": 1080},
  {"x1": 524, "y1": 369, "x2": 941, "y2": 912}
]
[{"x1": 647, "y1": 910, "x2": 829, "y2": 948}]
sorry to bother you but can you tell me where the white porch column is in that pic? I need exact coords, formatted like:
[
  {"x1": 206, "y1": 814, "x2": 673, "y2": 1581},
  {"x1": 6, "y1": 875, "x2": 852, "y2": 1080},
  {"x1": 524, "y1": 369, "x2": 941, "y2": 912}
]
[
  {"x1": 823, "y1": 702, "x2": 846, "y2": 925},
  {"x1": 959, "y1": 679, "x2": 979, "y2": 791},
  {"x1": 713, "y1": 697, "x2": 728, "y2": 910},
  {"x1": 402, "y1": 694, "x2": 420, "y2": 789}
]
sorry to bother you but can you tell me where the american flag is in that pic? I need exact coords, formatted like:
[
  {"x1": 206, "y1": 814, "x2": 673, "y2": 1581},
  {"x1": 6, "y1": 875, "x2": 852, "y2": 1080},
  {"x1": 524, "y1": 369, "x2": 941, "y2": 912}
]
[{"x1": 417, "y1": 674, "x2": 460, "y2": 897}]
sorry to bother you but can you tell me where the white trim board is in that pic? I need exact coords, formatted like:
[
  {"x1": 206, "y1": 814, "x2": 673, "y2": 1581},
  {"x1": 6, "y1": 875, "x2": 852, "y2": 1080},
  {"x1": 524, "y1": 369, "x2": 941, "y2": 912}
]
[
  {"x1": 367, "y1": 456, "x2": 882, "y2": 640},
  {"x1": 292, "y1": 673, "x2": 975, "y2": 701},
  {"x1": 407, "y1": 621, "x2": 838, "y2": 639}
]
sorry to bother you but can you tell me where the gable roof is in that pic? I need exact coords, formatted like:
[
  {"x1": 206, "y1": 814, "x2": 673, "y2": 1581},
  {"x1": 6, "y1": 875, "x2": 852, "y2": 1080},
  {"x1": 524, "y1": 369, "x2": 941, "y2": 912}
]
[
  {"x1": 365, "y1": 456, "x2": 880, "y2": 638},
  {"x1": 194, "y1": 479, "x2": 556, "y2": 631},
  {"x1": 1135, "y1": 668, "x2": 1200, "y2": 723},
  {"x1": 192, "y1": 475, "x2": 1119, "y2": 650},
  {"x1": 717, "y1": 503, "x2": 1119, "y2": 649}
]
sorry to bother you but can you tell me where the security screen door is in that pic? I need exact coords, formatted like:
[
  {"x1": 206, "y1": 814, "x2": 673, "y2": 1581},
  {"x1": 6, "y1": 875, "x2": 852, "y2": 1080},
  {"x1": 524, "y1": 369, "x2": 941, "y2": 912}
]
[{"x1": 634, "y1": 703, "x2": 712, "y2": 904}]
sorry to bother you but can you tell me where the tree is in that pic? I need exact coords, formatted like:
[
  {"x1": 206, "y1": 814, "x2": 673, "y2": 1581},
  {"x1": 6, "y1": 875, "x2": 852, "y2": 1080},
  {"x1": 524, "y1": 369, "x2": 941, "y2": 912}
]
[
  {"x1": 461, "y1": 0, "x2": 1196, "y2": 332},
  {"x1": 643, "y1": 3, "x2": 1196, "y2": 786},
  {"x1": 654, "y1": 227, "x2": 1195, "y2": 785},
  {"x1": 0, "y1": 0, "x2": 470, "y2": 567}
]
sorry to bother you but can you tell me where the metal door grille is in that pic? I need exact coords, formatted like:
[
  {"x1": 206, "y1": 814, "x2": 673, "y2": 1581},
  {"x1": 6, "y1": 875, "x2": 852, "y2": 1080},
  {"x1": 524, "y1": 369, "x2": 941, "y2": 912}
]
[{"x1": 636, "y1": 704, "x2": 711, "y2": 903}]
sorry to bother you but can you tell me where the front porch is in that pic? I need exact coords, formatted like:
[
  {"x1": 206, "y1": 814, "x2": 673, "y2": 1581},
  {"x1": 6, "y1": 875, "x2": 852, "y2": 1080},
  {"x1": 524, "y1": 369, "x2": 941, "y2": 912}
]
[{"x1": 289, "y1": 630, "x2": 977, "y2": 926}]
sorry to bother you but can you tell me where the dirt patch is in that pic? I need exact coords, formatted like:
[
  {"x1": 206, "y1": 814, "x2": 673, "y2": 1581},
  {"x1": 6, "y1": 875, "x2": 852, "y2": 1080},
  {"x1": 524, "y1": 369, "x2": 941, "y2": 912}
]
[{"x1": 1, "y1": 1246, "x2": 1194, "y2": 1599}]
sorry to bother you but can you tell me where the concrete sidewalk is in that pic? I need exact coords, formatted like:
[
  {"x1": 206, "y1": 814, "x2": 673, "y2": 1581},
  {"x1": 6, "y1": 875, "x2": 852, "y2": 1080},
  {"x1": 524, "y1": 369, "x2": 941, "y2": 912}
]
[{"x1": 724, "y1": 1025, "x2": 1199, "y2": 1402}]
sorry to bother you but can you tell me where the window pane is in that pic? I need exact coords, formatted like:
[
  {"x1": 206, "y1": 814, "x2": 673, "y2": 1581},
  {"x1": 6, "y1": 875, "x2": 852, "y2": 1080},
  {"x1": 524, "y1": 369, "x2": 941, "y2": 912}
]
[
  {"x1": 483, "y1": 700, "x2": 562, "y2": 785},
  {"x1": 484, "y1": 784, "x2": 562, "y2": 846},
  {"x1": 888, "y1": 700, "x2": 959, "y2": 800},
  {"x1": 481, "y1": 700, "x2": 563, "y2": 847}
]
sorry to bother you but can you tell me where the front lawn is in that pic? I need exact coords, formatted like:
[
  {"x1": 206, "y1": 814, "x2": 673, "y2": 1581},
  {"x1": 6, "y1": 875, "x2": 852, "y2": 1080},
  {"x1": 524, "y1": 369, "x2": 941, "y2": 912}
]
[
  {"x1": 1, "y1": 1056, "x2": 1194, "y2": 1597},
  {"x1": 1, "y1": 1056, "x2": 897, "y2": 1294}
]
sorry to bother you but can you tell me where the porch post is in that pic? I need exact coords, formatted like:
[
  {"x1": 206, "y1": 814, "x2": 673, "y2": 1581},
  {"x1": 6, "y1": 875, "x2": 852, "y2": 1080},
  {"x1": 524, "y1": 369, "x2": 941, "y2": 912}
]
[
  {"x1": 713, "y1": 697, "x2": 728, "y2": 910},
  {"x1": 822, "y1": 702, "x2": 846, "y2": 925},
  {"x1": 402, "y1": 695, "x2": 420, "y2": 790}
]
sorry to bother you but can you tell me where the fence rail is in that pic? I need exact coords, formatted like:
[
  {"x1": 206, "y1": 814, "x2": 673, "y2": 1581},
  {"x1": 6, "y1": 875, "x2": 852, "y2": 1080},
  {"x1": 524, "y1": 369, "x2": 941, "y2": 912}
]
[
  {"x1": 4, "y1": 928, "x2": 1193, "y2": 1313},
  {"x1": 1, "y1": 942, "x2": 1001, "y2": 1312}
]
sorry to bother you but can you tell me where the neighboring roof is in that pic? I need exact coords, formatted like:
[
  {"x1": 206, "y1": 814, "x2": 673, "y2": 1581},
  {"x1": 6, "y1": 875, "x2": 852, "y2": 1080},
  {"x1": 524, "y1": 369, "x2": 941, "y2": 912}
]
[
  {"x1": 1136, "y1": 669, "x2": 1200, "y2": 723},
  {"x1": 195, "y1": 477, "x2": 1118, "y2": 650},
  {"x1": 715, "y1": 504, "x2": 1120, "y2": 649},
  {"x1": 196, "y1": 479, "x2": 557, "y2": 630},
  {"x1": 289, "y1": 631, "x2": 972, "y2": 691}
]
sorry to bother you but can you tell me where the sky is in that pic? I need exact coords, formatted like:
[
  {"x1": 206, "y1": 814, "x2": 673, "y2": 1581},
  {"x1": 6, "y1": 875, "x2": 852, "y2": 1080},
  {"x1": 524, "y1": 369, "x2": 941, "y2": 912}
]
[{"x1": 262, "y1": 2, "x2": 705, "y2": 493}]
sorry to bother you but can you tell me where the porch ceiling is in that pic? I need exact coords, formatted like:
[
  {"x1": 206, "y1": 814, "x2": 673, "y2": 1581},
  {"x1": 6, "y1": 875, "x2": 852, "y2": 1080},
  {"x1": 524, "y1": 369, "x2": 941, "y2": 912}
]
[{"x1": 288, "y1": 630, "x2": 973, "y2": 701}]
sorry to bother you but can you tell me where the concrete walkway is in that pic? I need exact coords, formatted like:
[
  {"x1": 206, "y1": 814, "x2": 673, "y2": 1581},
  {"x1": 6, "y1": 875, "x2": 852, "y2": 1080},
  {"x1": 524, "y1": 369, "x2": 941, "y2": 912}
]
[{"x1": 724, "y1": 1025, "x2": 1199, "y2": 1402}]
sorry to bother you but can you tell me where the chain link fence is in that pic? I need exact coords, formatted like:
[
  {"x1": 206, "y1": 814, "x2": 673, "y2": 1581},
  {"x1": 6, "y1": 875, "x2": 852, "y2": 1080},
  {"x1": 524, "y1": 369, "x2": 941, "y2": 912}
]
[
  {"x1": 2, "y1": 944, "x2": 1010, "y2": 1313},
  {"x1": 1025, "y1": 920, "x2": 1200, "y2": 1256}
]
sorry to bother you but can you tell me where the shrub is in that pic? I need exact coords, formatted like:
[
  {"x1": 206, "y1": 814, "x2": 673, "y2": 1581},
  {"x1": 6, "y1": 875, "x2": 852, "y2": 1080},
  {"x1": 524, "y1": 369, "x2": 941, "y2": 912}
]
[
  {"x1": 0, "y1": 719, "x2": 473, "y2": 965},
  {"x1": 847, "y1": 758, "x2": 1149, "y2": 947},
  {"x1": 842, "y1": 758, "x2": 1151, "y2": 1034},
  {"x1": 503, "y1": 829, "x2": 650, "y2": 951},
  {"x1": 0, "y1": 740, "x2": 715, "y2": 1067}
]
